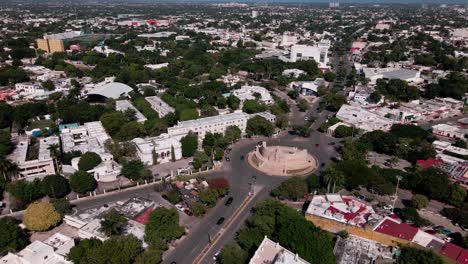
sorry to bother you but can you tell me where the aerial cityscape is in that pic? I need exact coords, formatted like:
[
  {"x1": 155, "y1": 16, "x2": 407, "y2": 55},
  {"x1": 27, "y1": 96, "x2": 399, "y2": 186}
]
[{"x1": 0, "y1": 1, "x2": 466, "y2": 264}]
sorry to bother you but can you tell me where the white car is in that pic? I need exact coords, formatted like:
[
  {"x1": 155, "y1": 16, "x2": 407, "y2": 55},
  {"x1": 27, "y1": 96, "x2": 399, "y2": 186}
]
[
  {"x1": 383, "y1": 205, "x2": 393, "y2": 211},
  {"x1": 175, "y1": 204, "x2": 184, "y2": 212}
]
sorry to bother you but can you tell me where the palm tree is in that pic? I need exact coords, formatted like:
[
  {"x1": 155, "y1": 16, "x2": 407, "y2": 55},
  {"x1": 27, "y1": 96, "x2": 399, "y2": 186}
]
[
  {"x1": 323, "y1": 166, "x2": 345, "y2": 193},
  {"x1": 0, "y1": 158, "x2": 18, "y2": 181},
  {"x1": 48, "y1": 143, "x2": 61, "y2": 173}
]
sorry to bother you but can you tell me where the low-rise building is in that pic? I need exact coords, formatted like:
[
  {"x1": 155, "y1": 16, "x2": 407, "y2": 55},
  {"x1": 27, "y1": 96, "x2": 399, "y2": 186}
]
[
  {"x1": 145, "y1": 96, "x2": 175, "y2": 117},
  {"x1": 115, "y1": 100, "x2": 147, "y2": 123},
  {"x1": 306, "y1": 194, "x2": 380, "y2": 227},
  {"x1": 167, "y1": 111, "x2": 276, "y2": 142},
  {"x1": 0, "y1": 233, "x2": 74, "y2": 264},
  {"x1": 231, "y1": 85, "x2": 273, "y2": 105},
  {"x1": 336, "y1": 104, "x2": 394, "y2": 132},
  {"x1": 249, "y1": 236, "x2": 310, "y2": 264},
  {"x1": 432, "y1": 124, "x2": 466, "y2": 139},
  {"x1": 61, "y1": 121, "x2": 121, "y2": 182},
  {"x1": 9, "y1": 136, "x2": 59, "y2": 181},
  {"x1": 132, "y1": 134, "x2": 182, "y2": 165}
]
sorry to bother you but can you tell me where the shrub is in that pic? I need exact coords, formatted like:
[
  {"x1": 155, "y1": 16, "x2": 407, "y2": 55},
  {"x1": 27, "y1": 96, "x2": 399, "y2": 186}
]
[{"x1": 78, "y1": 152, "x2": 102, "y2": 171}]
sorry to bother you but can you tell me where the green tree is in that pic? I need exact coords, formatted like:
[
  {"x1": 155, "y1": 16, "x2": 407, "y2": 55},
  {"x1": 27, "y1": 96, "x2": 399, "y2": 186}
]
[
  {"x1": 69, "y1": 171, "x2": 97, "y2": 194},
  {"x1": 52, "y1": 198, "x2": 72, "y2": 217},
  {"x1": 398, "y1": 246, "x2": 442, "y2": 264},
  {"x1": 134, "y1": 247, "x2": 162, "y2": 264},
  {"x1": 100, "y1": 209, "x2": 127, "y2": 236},
  {"x1": 189, "y1": 201, "x2": 207, "y2": 217},
  {"x1": 144, "y1": 208, "x2": 185, "y2": 250},
  {"x1": 23, "y1": 201, "x2": 61, "y2": 231},
  {"x1": 41, "y1": 174, "x2": 70, "y2": 198},
  {"x1": 193, "y1": 151, "x2": 210, "y2": 169},
  {"x1": 121, "y1": 160, "x2": 150, "y2": 181},
  {"x1": 271, "y1": 177, "x2": 308, "y2": 201},
  {"x1": 225, "y1": 126, "x2": 241, "y2": 143},
  {"x1": 246, "y1": 116, "x2": 274, "y2": 137},
  {"x1": 242, "y1": 100, "x2": 266, "y2": 114},
  {"x1": 7, "y1": 179, "x2": 44, "y2": 209},
  {"x1": 41, "y1": 80, "x2": 55, "y2": 91},
  {"x1": 218, "y1": 244, "x2": 248, "y2": 264},
  {"x1": 78, "y1": 152, "x2": 102, "y2": 171},
  {"x1": 0, "y1": 217, "x2": 29, "y2": 256},
  {"x1": 180, "y1": 132, "x2": 198, "y2": 157},
  {"x1": 227, "y1": 95, "x2": 240, "y2": 110},
  {"x1": 67, "y1": 238, "x2": 102, "y2": 264},
  {"x1": 322, "y1": 166, "x2": 345, "y2": 193},
  {"x1": 334, "y1": 125, "x2": 355, "y2": 138},
  {"x1": 297, "y1": 99, "x2": 308, "y2": 112},
  {"x1": 411, "y1": 194, "x2": 429, "y2": 209}
]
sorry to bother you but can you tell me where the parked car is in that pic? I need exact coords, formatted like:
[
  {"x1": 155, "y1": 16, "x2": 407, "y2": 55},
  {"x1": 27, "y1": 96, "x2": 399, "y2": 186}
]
[
  {"x1": 225, "y1": 156, "x2": 230, "y2": 161},
  {"x1": 383, "y1": 205, "x2": 393, "y2": 211},
  {"x1": 217, "y1": 217, "x2": 225, "y2": 225},
  {"x1": 225, "y1": 197, "x2": 233, "y2": 206},
  {"x1": 240, "y1": 155, "x2": 244, "y2": 161}
]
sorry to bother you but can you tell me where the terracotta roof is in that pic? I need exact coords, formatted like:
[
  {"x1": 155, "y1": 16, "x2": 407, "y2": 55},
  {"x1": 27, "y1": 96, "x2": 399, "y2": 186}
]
[
  {"x1": 375, "y1": 218, "x2": 418, "y2": 241},
  {"x1": 440, "y1": 243, "x2": 463, "y2": 262}
]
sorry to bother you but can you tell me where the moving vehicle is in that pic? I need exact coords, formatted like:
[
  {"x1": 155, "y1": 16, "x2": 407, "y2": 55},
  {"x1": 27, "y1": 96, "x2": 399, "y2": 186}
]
[
  {"x1": 217, "y1": 217, "x2": 225, "y2": 225},
  {"x1": 225, "y1": 197, "x2": 233, "y2": 206}
]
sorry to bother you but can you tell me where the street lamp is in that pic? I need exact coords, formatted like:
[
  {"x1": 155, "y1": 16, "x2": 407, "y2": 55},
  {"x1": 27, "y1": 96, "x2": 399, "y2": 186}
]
[{"x1": 392, "y1": 175, "x2": 403, "y2": 214}]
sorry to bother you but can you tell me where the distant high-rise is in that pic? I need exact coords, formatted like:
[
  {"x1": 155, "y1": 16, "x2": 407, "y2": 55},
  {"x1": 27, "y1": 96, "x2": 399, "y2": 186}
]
[
  {"x1": 329, "y1": 1, "x2": 339, "y2": 8},
  {"x1": 36, "y1": 38, "x2": 64, "y2": 54},
  {"x1": 252, "y1": 10, "x2": 259, "y2": 18}
]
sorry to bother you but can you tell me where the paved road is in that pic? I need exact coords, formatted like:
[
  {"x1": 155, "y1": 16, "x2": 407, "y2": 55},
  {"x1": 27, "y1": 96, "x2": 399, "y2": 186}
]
[{"x1": 162, "y1": 91, "x2": 340, "y2": 264}]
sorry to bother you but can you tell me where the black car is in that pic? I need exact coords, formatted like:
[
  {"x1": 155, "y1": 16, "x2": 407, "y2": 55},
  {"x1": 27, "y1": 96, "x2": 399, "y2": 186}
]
[
  {"x1": 225, "y1": 197, "x2": 233, "y2": 206},
  {"x1": 225, "y1": 156, "x2": 230, "y2": 161},
  {"x1": 217, "y1": 217, "x2": 225, "y2": 225},
  {"x1": 240, "y1": 155, "x2": 244, "y2": 161}
]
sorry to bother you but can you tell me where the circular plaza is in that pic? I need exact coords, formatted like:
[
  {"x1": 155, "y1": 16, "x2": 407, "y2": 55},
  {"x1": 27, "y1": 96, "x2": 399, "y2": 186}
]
[{"x1": 247, "y1": 142, "x2": 318, "y2": 177}]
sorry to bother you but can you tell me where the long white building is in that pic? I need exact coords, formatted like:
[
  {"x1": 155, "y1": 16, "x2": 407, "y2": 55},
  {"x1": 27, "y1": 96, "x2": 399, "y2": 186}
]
[
  {"x1": 115, "y1": 100, "x2": 147, "y2": 123},
  {"x1": 132, "y1": 133, "x2": 182, "y2": 165},
  {"x1": 167, "y1": 111, "x2": 276, "y2": 142},
  {"x1": 145, "y1": 96, "x2": 175, "y2": 117}
]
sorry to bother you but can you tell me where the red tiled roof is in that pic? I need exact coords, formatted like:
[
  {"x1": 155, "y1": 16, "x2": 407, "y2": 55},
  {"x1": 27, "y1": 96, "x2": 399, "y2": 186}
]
[
  {"x1": 417, "y1": 158, "x2": 443, "y2": 169},
  {"x1": 375, "y1": 218, "x2": 418, "y2": 241},
  {"x1": 327, "y1": 206, "x2": 340, "y2": 214},
  {"x1": 440, "y1": 243, "x2": 463, "y2": 261},
  {"x1": 457, "y1": 249, "x2": 468, "y2": 264},
  {"x1": 134, "y1": 208, "x2": 153, "y2": 224}
]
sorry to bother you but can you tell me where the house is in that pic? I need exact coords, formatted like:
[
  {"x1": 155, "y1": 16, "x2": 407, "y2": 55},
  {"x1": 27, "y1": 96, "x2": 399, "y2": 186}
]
[
  {"x1": 132, "y1": 134, "x2": 182, "y2": 165},
  {"x1": 249, "y1": 236, "x2": 310, "y2": 264},
  {"x1": 0, "y1": 233, "x2": 74, "y2": 264}
]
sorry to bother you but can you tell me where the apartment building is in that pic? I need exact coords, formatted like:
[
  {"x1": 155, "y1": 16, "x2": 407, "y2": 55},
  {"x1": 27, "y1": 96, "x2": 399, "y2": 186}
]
[{"x1": 9, "y1": 136, "x2": 59, "y2": 181}]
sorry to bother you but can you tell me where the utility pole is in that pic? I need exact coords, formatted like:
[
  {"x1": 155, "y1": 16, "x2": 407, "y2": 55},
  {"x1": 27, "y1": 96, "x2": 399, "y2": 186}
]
[{"x1": 392, "y1": 175, "x2": 402, "y2": 214}]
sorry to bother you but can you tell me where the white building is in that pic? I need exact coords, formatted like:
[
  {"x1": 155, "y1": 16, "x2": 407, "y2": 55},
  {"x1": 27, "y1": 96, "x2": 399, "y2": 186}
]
[
  {"x1": 306, "y1": 194, "x2": 380, "y2": 227},
  {"x1": 280, "y1": 40, "x2": 331, "y2": 68},
  {"x1": 167, "y1": 111, "x2": 276, "y2": 142},
  {"x1": 231, "y1": 85, "x2": 273, "y2": 106},
  {"x1": 132, "y1": 133, "x2": 182, "y2": 165},
  {"x1": 336, "y1": 104, "x2": 393, "y2": 132},
  {"x1": 144, "y1": 63, "x2": 169, "y2": 70},
  {"x1": 432, "y1": 124, "x2": 467, "y2": 139},
  {"x1": 362, "y1": 67, "x2": 422, "y2": 84},
  {"x1": 0, "y1": 233, "x2": 74, "y2": 264},
  {"x1": 249, "y1": 236, "x2": 310, "y2": 264},
  {"x1": 14, "y1": 82, "x2": 49, "y2": 98},
  {"x1": 115, "y1": 100, "x2": 147, "y2": 123},
  {"x1": 282, "y1": 69, "x2": 306, "y2": 78},
  {"x1": 9, "y1": 136, "x2": 59, "y2": 181},
  {"x1": 61, "y1": 121, "x2": 121, "y2": 182},
  {"x1": 145, "y1": 96, "x2": 175, "y2": 117}
]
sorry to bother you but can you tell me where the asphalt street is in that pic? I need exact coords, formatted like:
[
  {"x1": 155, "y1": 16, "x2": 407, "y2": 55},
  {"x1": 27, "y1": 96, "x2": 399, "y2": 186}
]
[{"x1": 162, "y1": 95, "x2": 340, "y2": 264}]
